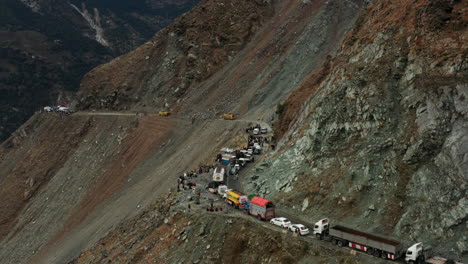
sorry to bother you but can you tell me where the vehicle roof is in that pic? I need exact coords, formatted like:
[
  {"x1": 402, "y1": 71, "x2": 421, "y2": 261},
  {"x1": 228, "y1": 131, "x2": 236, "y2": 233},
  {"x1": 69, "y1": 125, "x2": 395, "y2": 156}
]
[
  {"x1": 251, "y1": 196, "x2": 273, "y2": 207},
  {"x1": 332, "y1": 225, "x2": 401, "y2": 246}
]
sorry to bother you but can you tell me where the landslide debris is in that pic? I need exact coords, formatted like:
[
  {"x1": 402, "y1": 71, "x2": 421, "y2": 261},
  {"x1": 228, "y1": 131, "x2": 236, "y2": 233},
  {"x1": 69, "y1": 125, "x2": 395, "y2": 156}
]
[
  {"x1": 0, "y1": 114, "x2": 94, "y2": 240},
  {"x1": 246, "y1": 0, "x2": 467, "y2": 259},
  {"x1": 77, "y1": 0, "x2": 274, "y2": 111}
]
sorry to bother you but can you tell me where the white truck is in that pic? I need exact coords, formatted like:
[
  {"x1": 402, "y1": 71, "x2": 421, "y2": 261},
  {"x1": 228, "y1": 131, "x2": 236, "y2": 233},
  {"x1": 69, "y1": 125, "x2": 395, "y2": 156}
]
[
  {"x1": 313, "y1": 219, "x2": 463, "y2": 263},
  {"x1": 212, "y1": 166, "x2": 226, "y2": 183},
  {"x1": 405, "y1": 243, "x2": 462, "y2": 264},
  {"x1": 313, "y1": 219, "x2": 404, "y2": 260}
]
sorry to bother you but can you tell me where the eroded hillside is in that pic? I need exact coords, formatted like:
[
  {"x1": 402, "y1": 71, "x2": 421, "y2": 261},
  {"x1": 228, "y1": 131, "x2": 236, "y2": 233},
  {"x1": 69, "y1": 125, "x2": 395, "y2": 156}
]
[
  {"x1": 245, "y1": 0, "x2": 467, "y2": 258},
  {"x1": 1, "y1": 0, "x2": 466, "y2": 263}
]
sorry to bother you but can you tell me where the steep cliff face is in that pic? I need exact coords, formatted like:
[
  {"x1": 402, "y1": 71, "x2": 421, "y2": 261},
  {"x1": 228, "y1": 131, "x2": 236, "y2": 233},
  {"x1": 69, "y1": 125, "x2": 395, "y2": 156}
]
[{"x1": 246, "y1": 0, "x2": 467, "y2": 257}]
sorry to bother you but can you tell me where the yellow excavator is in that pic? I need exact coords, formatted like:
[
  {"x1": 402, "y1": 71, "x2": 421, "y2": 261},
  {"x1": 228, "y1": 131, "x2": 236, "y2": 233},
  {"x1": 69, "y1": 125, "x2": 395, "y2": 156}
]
[
  {"x1": 159, "y1": 111, "x2": 170, "y2": 117},
  {"x1": 220, "y1": 113, "x2": 236, "y2": 120}
]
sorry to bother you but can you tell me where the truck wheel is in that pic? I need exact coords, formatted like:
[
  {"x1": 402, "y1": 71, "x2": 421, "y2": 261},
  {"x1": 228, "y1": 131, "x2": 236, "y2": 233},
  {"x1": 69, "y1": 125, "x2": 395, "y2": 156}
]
[
  {"x1": 337, "y1": 240, "x2": 344, "y2": 247},
  {"x1": 366, "y1": 248, "x2": 374, "y2": 256},
  {"x1": 331, "y1": 238, "x2": 337, "y2": 245},
  {"x1": 257, "y1": 215, "x2": 262, "y2": 221},
  {"x1": 373, "y1": 250, "x2": 381, "y2": 257},
  {"x1": 380, "y1": 251, "x2": 387, "y2": 259},
  {"x1": 315, "y1": 233, "x2": 322, "y2": 240}
]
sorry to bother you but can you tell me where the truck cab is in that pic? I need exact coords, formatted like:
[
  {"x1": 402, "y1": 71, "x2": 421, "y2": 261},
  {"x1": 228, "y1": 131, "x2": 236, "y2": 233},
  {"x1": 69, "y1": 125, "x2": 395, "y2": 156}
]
[
  {"x1": 226, "y1": 190, "x2": 248, "y2": 209},
  {"x1": 405, "y1": 243, "x2": 424, "y2": 263},
  {"x1": 313, "y1": 218, "x2": 329, "y2": 239}
]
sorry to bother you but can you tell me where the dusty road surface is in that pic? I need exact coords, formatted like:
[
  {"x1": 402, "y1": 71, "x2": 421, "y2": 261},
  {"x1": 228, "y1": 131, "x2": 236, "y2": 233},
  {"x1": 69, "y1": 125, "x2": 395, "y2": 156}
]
[{"x1": 74, "y1": 112, "x2": 139, "y2": 116}]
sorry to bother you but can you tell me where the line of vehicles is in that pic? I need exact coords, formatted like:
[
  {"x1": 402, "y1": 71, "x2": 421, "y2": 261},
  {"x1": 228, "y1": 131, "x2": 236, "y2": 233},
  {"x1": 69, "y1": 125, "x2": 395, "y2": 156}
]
[
  {"x1": 221, "y1": 193, "x2": 461, "y2": 264},
  {"x1": 268, "y1": 215, "x2": 462, "y2": 263},
  {"x1": 311, "y1": 218, "x2": 462, "y2": 264},
  {"x1": 212, "y1": 187, "x2": 276, "y2": 221},
  {"x1": 202, "y1": 124, "x2": 462, "y2": 264},
  {"x1": 217, "y1": 179, "x2": 462, "y2": 262}
]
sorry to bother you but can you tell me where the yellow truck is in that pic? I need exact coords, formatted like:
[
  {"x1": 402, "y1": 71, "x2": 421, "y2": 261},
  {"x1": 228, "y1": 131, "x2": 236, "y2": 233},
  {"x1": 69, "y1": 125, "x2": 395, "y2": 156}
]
[
  {"x1": 226, "y1": 190, "x2": 248, "y2": 208},
  {"x1": 220, "y1": 113, "x2": 236, "y2": 120},
  {"x1": 159, "y1": 111, "x2": 170, "y2": 116}
]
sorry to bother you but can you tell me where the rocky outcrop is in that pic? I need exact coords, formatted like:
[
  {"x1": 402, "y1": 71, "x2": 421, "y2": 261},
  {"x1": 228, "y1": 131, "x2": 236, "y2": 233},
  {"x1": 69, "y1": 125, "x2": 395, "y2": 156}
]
[{"x1": 246, "y1": 0, "x2": 467, "y2": 257}]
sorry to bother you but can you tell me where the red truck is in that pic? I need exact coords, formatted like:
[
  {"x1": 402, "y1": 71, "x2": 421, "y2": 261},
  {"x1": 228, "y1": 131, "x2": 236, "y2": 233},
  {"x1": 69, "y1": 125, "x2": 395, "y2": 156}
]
[{"x1": 249, "y1": 196, "x2": 275, "y2": 220}]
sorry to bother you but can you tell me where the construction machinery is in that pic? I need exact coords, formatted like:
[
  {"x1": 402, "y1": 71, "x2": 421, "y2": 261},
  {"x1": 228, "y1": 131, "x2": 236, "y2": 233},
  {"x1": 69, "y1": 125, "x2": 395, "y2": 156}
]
[
  {"x1": 159, "y1": 111, "x2": 170, "y2": 116},
  {"x1": 220, "y1": 113, "x2": 236, "y2": 120}
]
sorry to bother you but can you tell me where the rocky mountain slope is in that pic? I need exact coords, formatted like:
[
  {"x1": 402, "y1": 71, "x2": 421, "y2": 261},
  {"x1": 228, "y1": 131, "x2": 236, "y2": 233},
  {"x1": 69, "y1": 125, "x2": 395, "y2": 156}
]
[
  {"x1": 0, "y1": 0, "x2": 199, "y2": 142},
  {"x1": 0, "y1": 0, "x2": 466, "y2": 263},
  {"x1": 245, "y1": 0, "x2": 467, "y2": 258}
]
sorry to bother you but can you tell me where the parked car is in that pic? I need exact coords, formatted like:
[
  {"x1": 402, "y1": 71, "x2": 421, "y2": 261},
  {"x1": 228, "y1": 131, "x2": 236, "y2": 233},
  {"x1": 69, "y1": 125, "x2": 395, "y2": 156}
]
[
  {"x1": 238, "y1": 158, "x2": 248, "y2": 167},
  {"x1": 244, "y1": 154, "x2": 254, "y2": 162},
  {"x1": 253, "y1": 143, "x2": 262, "y2": 154},
  {"x1": 253, "y1": 128, "x2": 260, "y2": 135},
  {"x1": 247, "y1": 148, "x2": 253, "y2": 155},
  {"x1": 288, "y1": 224, "x2": 310, "y2": 236},
  {"x1": 270, "y1": 217, "x2": 291, "y2": 228},
  {"x1": 261, "y1": 128, "x2": 268, "y2": 134}
]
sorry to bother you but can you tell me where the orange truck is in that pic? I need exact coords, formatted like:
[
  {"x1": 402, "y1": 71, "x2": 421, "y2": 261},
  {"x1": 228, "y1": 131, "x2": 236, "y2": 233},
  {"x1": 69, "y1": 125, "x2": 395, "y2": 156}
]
[
  {"x1": 226, "y1": 190, "x2": 248, "y2": 208},
  {"x1": 220, "y1": 113, "x2": 236, "y2": 120}
]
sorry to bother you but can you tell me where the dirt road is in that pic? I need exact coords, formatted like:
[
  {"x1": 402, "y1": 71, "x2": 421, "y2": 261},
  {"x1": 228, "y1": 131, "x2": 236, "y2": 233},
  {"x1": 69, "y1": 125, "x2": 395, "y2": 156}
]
[{"x1": 73, "y1": 111, "x2": 139, "y2": 116}]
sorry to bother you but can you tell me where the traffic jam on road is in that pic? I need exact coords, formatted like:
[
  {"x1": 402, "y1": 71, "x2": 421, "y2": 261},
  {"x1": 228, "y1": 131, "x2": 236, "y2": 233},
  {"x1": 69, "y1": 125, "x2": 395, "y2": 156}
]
[{"x1": 178, "y1": 121, "x2": 463, "y2": 264}]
